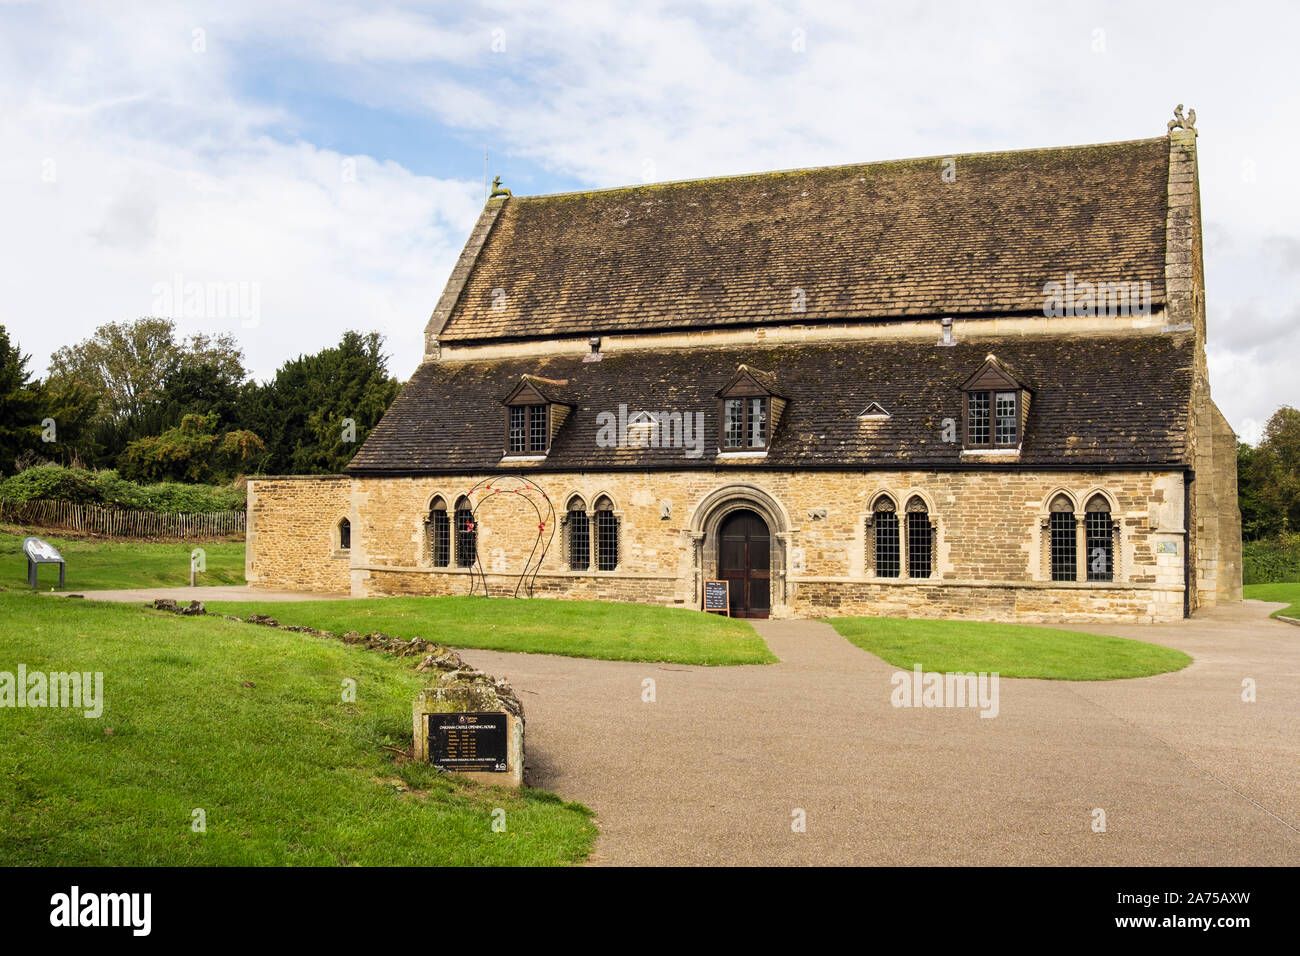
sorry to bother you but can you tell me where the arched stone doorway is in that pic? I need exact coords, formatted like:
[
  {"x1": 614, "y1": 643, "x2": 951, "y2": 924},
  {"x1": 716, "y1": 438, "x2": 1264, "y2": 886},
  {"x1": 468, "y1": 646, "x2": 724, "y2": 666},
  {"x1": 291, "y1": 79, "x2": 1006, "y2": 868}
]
[
  {"x1": 718, "y1": 509, "x2": 771, "y2": 618},
  {"x1": 687, "y1": 483, "x2": 792, "y2": 618}
]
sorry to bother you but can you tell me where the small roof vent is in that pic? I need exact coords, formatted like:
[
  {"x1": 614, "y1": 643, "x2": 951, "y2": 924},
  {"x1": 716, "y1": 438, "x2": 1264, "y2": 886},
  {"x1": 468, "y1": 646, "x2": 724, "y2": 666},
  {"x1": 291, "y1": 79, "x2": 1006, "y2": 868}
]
[{"x1": 858, "y1": 402, "x2": 891, "y2": 420}]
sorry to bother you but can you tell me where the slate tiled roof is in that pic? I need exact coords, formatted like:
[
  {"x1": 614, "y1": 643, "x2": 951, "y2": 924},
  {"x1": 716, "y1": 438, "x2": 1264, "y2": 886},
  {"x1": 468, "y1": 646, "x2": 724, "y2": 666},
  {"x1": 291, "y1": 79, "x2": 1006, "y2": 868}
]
[
  {"x1": 347, "y1": 334, "x2": 1193, "y2": 474},
  {"x1": 437, "y1": 138, "x2": 1170, "y2": 344}
]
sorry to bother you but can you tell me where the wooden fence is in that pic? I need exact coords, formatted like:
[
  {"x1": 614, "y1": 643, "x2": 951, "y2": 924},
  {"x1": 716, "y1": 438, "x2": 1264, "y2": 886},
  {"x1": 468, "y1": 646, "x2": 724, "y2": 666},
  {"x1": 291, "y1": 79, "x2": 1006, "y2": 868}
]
[{"x1": 0, "y1": 499, "x2": 245, "y2": 540}]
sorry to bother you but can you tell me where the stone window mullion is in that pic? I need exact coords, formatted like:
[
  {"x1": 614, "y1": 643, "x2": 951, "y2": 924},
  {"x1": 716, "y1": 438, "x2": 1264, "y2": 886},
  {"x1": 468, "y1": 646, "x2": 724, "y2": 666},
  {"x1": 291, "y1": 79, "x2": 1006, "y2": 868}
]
[
  {"x1": 1075, "y1": 514, "x2": 1086, "y2": 583},
  {"x1": 1040, "y1": 516, "x2": 1051, "y2": 581},
  {"x1": 899, "y1": 515, "x2": 910, "y2": 580},
  {"x1": 1113, "y1": 518, "x2": 1122, "y2": 582},
  {"x1": 864, "y1": 514, "x2": 875, "y2": 579}
]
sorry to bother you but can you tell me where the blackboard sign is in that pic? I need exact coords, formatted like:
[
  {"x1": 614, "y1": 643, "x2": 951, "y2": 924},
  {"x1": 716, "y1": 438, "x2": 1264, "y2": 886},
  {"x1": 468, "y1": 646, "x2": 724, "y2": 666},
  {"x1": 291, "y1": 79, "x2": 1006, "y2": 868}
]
[
  {"x1": 702, "y1": 579, "x2": 730, "y2": 615},
  {"x1": 23, "y1": 536, "x2": 65, "y2": 589},
  {"x1": 428, "y1": 712, "x2": 509, "y2": 772}
]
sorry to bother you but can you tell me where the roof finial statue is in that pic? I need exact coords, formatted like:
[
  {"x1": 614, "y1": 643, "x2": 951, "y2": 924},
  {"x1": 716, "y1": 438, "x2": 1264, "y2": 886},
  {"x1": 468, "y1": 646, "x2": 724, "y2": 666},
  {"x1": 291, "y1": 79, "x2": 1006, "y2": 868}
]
[
  {"x1": 1167, "y1": 104, "x2": 1197, "y2": 134},
  {"x1": 490, "y1": 175, "x2": 512, "y2": 198}
]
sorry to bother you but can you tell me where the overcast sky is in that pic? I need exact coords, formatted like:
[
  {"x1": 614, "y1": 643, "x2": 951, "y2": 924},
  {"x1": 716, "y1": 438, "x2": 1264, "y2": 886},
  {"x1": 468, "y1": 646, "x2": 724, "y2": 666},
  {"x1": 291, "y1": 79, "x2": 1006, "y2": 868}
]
[{"x1": 2, "y1": 0, "x2": 1295, "y2": 443}]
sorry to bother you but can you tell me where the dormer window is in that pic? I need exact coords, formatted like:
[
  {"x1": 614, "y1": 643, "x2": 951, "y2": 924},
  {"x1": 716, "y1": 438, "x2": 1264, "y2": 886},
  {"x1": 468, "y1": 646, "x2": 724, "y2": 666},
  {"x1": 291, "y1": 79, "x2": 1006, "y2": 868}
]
[
  {"x1": 966, "y1": 389, "x2": 1019, "y2": 447},
  {"x1": 717, "y1": 365, "x2": 784, "y2": 454},
  {"x1": 501, "y1": 376, "x2": 571, "y2": 458},
  {"x1": 723, "y1": 397, "x2": 768, "y2": 449},
  {"x1": 508, "y1": 403, "x2": 548, "y2": 453},
  {"x1": 960, "y1": 355, "x2": 1029, "y2": 451}
]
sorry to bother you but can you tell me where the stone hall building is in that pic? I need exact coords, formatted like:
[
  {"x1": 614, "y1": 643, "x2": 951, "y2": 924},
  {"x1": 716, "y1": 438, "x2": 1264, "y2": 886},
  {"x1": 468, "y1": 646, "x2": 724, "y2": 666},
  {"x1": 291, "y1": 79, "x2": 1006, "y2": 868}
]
[{"x1": 246, "y1": 114, "x2": 1241, "y2": 622}]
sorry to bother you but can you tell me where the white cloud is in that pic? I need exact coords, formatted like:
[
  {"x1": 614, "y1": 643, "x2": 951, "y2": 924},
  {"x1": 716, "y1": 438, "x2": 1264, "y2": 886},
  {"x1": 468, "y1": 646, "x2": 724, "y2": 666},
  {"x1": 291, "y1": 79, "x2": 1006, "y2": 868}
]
[
  {"x1": 0, "y1": 1, "x2": 482, "y2": 381},
  {"x1": 0, "y1": 0, "x2": 1297, "y2": 442}
]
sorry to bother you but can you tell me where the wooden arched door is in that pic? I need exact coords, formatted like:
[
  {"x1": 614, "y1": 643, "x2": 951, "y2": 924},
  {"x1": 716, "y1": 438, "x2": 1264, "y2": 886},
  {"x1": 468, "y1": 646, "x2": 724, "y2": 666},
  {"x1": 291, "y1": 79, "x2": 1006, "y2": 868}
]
[{"x1": 718, "y1": 509, "x2": 771, "y2": 618}]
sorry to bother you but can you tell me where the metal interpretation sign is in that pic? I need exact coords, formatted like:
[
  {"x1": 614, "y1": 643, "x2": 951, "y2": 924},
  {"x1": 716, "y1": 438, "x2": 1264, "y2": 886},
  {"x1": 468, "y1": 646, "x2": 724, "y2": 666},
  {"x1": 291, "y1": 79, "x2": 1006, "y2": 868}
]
[{"x1": 23, "y1": 537, "x2": 65, "y2": 589}]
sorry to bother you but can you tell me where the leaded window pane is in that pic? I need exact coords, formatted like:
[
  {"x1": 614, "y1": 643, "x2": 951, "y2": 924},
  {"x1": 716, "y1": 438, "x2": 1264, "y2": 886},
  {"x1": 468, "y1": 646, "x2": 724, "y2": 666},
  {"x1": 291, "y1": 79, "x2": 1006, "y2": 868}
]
[
  {"x1": 907, "y1": 511, "x2": 932, "y2": 578},
  {"x1": 994, "y1": 391, "x2": 1017, "y2": 445},
  {"x1": 875, "y1": 512, "x2": 900, "y2": 577},
  {"x1": 455, "y1": 507, "x2": 476, "y2": 568},
  {"x1": 1085, "y1": 510, "x2": 1113, "y2": 582},
  {"x1": 596, "y1": 508, "x2": 619, "y2": 570},
  {"x1": 508, "y1": 406, "x2": 526, "y2": 453},
  {"x1": 568, "y1": 510, "x2": 590, "y2": 571},
  {"x1": 748, "y1": 397, "x2": 767, "y2": 448},
  {"x1": 724, "y1": 398, "x2": 744, "y2": 447},
  {"x1": 968, "y1": 392, "x2": 990, "y2": 446},
  {"x1": 529, "y1": 404, "x2": 547, "y2": 452},
  {"x1": 431, "y1": 510, "x2": 450, "y2": 567},
  {"x1": 1050, "y1": 512, "x2": 1076, "y2": 581}
]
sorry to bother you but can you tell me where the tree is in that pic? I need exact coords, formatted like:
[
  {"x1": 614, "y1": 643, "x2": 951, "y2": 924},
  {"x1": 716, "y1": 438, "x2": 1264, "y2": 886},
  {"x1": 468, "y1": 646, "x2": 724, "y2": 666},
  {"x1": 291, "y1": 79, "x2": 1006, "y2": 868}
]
[
  {"x1": 40, "y1": 377, "x2": 103, "y2": 467},
  {"x1": 48, "y1": 318, "x2": 180, "y2": 426},
  {"x1": 48, "y1": 318, "x2": 247, "y2": 427},
  {"x1": 236, "y1": 331, "x2": 401, "y2": 474},
  {"x1": 1238, "y1": 406, "x2": 1300, "y2": 540},
  {"x1": 0, "y1": 325, "x2": 43, "y2": 475},
  {"x1": 118, "y1": 412, "x2": 265, "y2": 483},
  {"x1": 1254, "y1": 407, "x2": 1300, "y2": 534},
  {"x1": 47, "y1": 319, "x2": 249, "y2": 466}
]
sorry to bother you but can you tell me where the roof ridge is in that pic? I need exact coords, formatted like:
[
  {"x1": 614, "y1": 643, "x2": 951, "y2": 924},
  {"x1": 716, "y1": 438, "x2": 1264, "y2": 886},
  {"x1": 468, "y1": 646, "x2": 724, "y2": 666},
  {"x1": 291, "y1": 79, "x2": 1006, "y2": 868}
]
[{"x1": 502, "y1": 136, "x2": 1170, "y2": 202}]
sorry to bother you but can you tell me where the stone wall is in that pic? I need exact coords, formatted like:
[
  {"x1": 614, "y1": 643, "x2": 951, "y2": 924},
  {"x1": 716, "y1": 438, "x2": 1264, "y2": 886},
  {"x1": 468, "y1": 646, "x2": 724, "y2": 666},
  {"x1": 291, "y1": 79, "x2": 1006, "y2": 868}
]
[
  {"x1": 328, "y1": 467, "x2": 1189, "y2": 623},
  {"x1": 246, "y1": 475, "x2": 352, "y2": 593},
  {"x1": 1167, "y1": 125, "x2": 1244, "y2": 610}
]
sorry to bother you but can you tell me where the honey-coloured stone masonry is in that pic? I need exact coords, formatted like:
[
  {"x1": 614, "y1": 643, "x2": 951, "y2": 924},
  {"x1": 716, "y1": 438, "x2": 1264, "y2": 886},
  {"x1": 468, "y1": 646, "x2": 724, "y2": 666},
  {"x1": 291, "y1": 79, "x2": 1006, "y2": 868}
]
[{"x1": 247, "y1": 468, "x2": 1195, "y2": 623}]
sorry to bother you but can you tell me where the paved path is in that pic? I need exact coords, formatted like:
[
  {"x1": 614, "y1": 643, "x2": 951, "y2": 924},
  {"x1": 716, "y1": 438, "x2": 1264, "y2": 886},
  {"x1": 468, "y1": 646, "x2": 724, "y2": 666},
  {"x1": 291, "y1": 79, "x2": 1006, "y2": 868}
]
[
  {"x1": 457, "y1": 601, "x2": 1300, "y2": 866},
  {"x1": 51, "y1": 585, "x2": 351, "y2": 603}
]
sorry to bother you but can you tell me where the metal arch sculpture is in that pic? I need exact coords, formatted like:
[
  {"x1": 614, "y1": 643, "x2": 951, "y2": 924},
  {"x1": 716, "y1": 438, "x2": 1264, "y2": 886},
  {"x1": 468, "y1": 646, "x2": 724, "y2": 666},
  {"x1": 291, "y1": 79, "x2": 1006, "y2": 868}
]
[{"x1": 461, "y1": 475, "x2": 556, "y2": 598}]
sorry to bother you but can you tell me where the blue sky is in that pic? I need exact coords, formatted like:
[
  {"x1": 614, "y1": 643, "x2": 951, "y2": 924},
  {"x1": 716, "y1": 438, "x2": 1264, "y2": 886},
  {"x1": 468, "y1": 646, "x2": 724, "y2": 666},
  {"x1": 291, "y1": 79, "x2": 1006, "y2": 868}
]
[{"x1": 1, "y1": 0, "x2": 1297, "y2": 442}]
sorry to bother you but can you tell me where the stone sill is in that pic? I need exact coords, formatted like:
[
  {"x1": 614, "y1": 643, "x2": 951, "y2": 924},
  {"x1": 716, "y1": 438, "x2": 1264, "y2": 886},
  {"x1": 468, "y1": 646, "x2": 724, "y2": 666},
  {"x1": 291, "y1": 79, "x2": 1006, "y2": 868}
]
[
  {"x1": 790, "y1": 576, "x2": 1180, "y2": 592},
  {"x1": 357, "y1": 564, "x2": 677, "y2": 581},
  {"x1": 959, "y1": 447, "x2": 1021, "y2": 458}
]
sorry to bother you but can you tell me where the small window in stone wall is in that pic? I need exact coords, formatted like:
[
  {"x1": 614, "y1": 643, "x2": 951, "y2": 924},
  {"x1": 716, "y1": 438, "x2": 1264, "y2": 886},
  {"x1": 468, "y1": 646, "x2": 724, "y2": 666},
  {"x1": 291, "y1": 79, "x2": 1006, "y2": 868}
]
[
  {"x1": 594, "y1": 496, "x2": 619, "y2": 571},
  {"x1": 1049, "y1": 495, "x2": 1076, "y2": 582},
  {"x1": 428, "y1": 498, "x2": 450, "y2": 567},
  {"x1": 455, "y1": 497, "x2": 476, "y2": 568},
  {"x1": 873, "y1": 497, "x2": 900, "y2": 578},
  {"x1": 906, "y1": 497, "x2": 932, "y2": 579},
  {"x1": 567, "y1": 497, "x2": 590, "y2": 571},
  {"x1": 337, "y1": 517, "x2": 351, "y2": 551},
  {"x1": 1085, "y1": 495, "x2": 1114, "y2": 582}
]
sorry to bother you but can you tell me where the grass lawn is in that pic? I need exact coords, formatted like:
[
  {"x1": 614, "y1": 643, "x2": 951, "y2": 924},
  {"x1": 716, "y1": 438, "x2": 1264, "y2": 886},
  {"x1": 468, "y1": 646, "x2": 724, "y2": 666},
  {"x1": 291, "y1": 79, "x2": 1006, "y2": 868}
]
[
  {"x1": 824, "y1": 616, "x2": 1191, "y2": 680},
  {"x1": 0, "y1": 529, "x2": 245, "y2": 592},
  {"x1": 1242, "y1": 581, "x2": 1300, "y2": 618},
  {"x1": 0, "y1": 592, "x2": 595, "y2": 865},
  {"x1": 208, "y1": 596, "x2": 776, "y2": 666}
]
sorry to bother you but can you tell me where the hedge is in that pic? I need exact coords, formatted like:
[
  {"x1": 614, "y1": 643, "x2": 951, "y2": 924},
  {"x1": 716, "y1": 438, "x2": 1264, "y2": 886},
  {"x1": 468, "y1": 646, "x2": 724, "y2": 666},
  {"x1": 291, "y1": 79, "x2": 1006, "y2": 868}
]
[
  {"x1": 1242, "y1": 533, "x2": 1300, "y2": 585},
  {"x1": 0, "y1": 465, "x2": 246, "y2": 515}
]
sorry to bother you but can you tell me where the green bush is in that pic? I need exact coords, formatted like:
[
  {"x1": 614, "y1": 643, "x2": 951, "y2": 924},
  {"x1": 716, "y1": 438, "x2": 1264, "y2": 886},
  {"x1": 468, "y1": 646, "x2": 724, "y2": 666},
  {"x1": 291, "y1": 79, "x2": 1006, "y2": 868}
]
[
  {"x1": 0, "y1": 464, "x2": 100, "y2": 505},
  {"x1": 134, "y1": 481, "x2": 245, "y2": 513},
  {"x1": 90, "y1": 470, "x2": 150, "y2": 509},
  {"x1": 0, "y1": 464, "x2": 245, "y2": 514},
  {"x1": 1242, "y1": 533, "x2": 1300, "y2": 585}
]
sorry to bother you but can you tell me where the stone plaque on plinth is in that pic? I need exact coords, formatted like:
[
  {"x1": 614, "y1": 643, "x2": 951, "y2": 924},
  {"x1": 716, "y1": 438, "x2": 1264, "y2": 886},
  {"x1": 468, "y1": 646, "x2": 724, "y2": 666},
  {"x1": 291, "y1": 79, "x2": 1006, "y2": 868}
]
[{"x1": 413, "y1": 686, "x2": 523, "y2": 788}]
